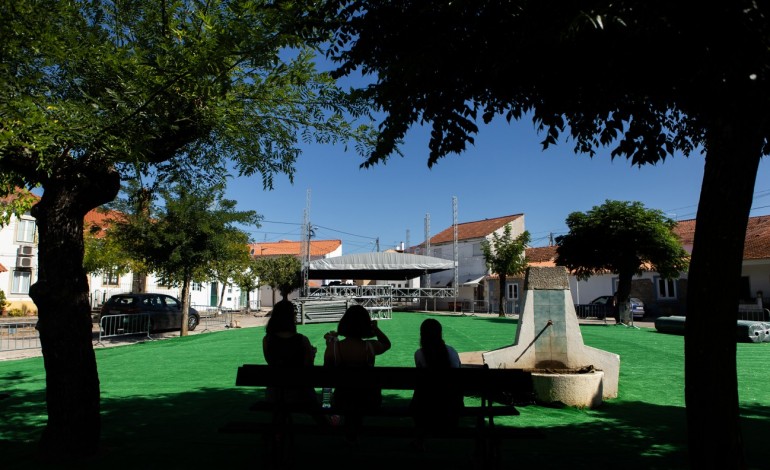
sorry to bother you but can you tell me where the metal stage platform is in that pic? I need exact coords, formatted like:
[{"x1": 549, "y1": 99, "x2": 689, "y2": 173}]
[{"x1": 295, "y1": 285, "x2": 456, "y2": 324}]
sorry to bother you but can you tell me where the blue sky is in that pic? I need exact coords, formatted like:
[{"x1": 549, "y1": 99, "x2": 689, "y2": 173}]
[{"x1": 227, "y1": 114, "x2": 770, "y2": 255}]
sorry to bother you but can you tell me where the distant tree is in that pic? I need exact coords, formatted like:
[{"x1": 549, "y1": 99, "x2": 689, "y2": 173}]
[
  {"x1": 83, "y1": 220, "x2": 134, "y2": 283},
  {"x1": 112, "y1": 182, "x2": 260, "y2": 336},
  {"x1": 481, "y1": 226, "x2": 530, "y2": 317},
  {"x1": 555, "y1": 201, "x2": 689, "y2": 323},
  {"x1": 232, "y1": 257, "x2": 263, "y2": 313},
  {"x1": 0, "y1": 1, "x2": 374, "y2": 456},
  {"x1": 210, "y1": 229, "x2": 254, "y2": 310},
  {"x1": 254, "y1": 255, "x2": 302, "y2": 303},
  {"x1": 323, "y1": 2, "x2": 768, "y2": 464}
]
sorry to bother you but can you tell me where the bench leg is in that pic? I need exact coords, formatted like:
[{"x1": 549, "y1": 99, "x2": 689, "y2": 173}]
[{"x1": 263, "y1": 412, "x2": 294, "y2": 468}]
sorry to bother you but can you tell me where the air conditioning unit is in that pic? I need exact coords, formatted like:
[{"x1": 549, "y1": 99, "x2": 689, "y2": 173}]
[
  {"x1": 17, "y1": 257, "x2": 34, "y2": 268},
  {"x1": 17, "y1": 245, "x2": 35, "y2": 256}
]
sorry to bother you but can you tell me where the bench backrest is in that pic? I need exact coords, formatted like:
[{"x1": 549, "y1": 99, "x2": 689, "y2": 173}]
[{"x1": 236, "y1": 364, "x2": 533, "y2": 397}]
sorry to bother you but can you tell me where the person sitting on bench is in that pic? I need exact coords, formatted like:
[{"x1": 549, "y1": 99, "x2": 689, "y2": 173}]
[
  {"x1": 323, "y1": 304, "x2": 392, "y2": 437},
  {"x1": 263, "y1": 300, "x2": 319, "y2": 409},
  {"x1": 410, "y1": 318, "x2": 464, "y2": 450}
]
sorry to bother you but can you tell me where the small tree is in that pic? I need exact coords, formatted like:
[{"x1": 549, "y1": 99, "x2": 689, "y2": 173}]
[
  {"x1": 254, "y1": 255, "x2": 303, "y2": 303},
  {"x1": 0, "y1": 289, "x2": 8, "y2": 314},
  {"x1": 112, "y1": 182, "x2": 259, "y2": 335},
  {"x1": 481, "y1": 226, "x2": 530, "y2": 317},
  {"x1": 556, "y1": 200, "x2": 689, "y2": 323},
  {"x1": 232, "y1": 257, "x2": 263, "y2": 313}
]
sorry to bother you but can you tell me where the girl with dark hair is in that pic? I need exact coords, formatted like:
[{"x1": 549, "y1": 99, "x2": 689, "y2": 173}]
[
  {"x1": 263, "y1": 300, "x2": 318, "y2": 405},
  {"x1": 323, "y1": 304, "x2": 392, "y2": 435},
  {"x1": 410, "y1": 318, "x2": 464, "y2": 450}
]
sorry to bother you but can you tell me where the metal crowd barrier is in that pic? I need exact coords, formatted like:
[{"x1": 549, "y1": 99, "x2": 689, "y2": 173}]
[
  {"x1": 575, "y1": 304, "x2": 610, "y2": 321},
  {"x1": 0, "y1": 321, "x2": 41, "y2": 351},
  {"x1": 196, "y1": 307, "x2": 233, "y2": 332},
  {"x1": 738, "y1": 305, "x2": 770, "y2": 322},
  {"x1": 97, "y1": 313, "x2": 151, "y2": 344}
]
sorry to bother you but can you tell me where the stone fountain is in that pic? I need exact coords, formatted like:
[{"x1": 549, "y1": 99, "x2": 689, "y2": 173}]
[{"x1": 480, "y1": 266, "x2": 620, "y2": 408}]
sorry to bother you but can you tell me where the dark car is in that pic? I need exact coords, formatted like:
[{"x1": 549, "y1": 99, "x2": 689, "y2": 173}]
[
  {"x1": 590, "y1": 295, "x2": 645, "y2": 319},
  {"x1": 99, "y1": 293, "x2": 200, "y2": 332}
]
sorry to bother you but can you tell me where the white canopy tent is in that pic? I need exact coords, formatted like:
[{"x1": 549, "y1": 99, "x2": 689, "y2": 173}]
[{"x1": 307, "y1": 252, "x2": 454, "y2": 280}]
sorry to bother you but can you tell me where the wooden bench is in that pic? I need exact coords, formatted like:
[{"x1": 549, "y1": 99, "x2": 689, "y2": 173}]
[{"x1": 220, "y1": 364, "x2": 543, "y2": 467}]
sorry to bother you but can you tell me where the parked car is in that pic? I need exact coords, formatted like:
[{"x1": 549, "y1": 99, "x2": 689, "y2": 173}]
[
  {"x1": 99, "y1": 293, "x2": 200, "y2": 332},
  {"x1": 590, "y1": 295, "x2": 645, "y2": 319}
]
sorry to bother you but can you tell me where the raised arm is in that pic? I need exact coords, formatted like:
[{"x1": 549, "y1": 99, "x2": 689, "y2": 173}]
[{"x1": 370, "y1": 321, "x2": 392, "y2": 354}]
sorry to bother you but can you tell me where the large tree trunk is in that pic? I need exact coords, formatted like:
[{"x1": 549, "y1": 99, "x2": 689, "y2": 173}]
[
  {"x1": 29, "y1": 167, "x2": 120, "y2": 460},
  {"x1": 180, "y1": 275, "x2": 191, "y2": 337},
  {"x1": 685, "y1": 116, "x2": 761, "y2": 468},
  {"x1": 615, "y1": 270, "x2": 633, "y2": 324}
]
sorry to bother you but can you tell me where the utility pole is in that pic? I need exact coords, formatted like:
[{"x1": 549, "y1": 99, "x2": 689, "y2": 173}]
[
  {"x1": 453, "y1": 196, "x2": 459, "y2": 311},
  {"x1": 425, "y1": 213, "x2": 431, "y2": 288},
  {"x1": 300, "y1": 189, "x2": 311, "y2": 297}
]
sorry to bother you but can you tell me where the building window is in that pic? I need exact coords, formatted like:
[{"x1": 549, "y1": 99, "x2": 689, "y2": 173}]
[
  {"x1": 12, "y1": 270, "x2": 31, "y2": 294},
  {"x1": 656, "y1": 277, "x2": 677, "y2": 299},
  {"x1": 16, "y1": 218, "x2": 36, "y2": 243},
  {"x1": 473, "y1": 243, "x2": 483, "y2": 256},
  {"x1": 507, "y1": 282, "x2": 519, "y2": 300},
  {"x1": 102, "y1": 270, "x2": 119, "y2": 286},
  {"x1": 433, "y1": 247, "x2": 442, "y2": 258}
]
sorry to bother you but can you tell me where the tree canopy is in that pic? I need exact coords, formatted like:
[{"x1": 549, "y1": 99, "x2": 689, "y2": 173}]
[
  {"x1": 555, "y1": 200, "x2": 689, "y2": 322},
  {"x1": 112, "y1": 182, "x2": 258, "y2": 335},
  {"x1": 253, "y1": 255, "x2": 303, "y2": 302},
  {"x1": 322, "y1": 1, "x2": 768, "y2": 465}
]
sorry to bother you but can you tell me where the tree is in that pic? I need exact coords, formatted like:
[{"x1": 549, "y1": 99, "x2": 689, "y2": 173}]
[
  {"x1": 83, "y1": 210, "x2": 137, "y2": 285},
  {"x1": 112, "y1": 182, "x2": 259, "y2": 336},
  {"x1": 232, "y1": 257, "x2": 263, "y2": 313},
  {"x1": 323, "y1": 1, "x2": 769, "y2": 465},
  {"x1": 0, "y1": 1, "x2": 374, "y2": 457},
  {"x1": 480, "y1": 226, "x2": 530, "y2": 317},
  {"x1": 254, "y1": 255, "x2": 303, "y2": 303},
  {"x1": 555, "y1": 200, "x2": 689, "y2": 323}
]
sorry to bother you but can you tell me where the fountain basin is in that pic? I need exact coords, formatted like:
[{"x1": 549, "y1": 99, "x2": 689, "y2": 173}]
[{"x1": 531, "y1": 369, "x2": 604, "y2": 409}]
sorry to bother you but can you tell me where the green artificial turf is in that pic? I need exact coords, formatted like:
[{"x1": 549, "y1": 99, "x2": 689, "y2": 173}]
[{"x1": 1, "y1": 312, "x2": 768, "y2": 469}]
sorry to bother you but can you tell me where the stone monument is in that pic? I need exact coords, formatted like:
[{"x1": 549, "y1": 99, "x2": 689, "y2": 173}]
[{"x1": 482, "y1": 266, "x2": 620, "y2": 408}]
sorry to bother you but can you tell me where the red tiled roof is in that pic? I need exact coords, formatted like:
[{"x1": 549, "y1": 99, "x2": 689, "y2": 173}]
[
  {"x1": 673, "y1": 215, "x2": 770, "y2": 259},
  {"x1": 248, "y1": 239, "x2": 342, "y2": 257},
  {"x1": 418, "y1": 214, "x2": 523, "y2": 246},
  {"x1": 84, "y1": 208, "x2": 125, "y2": 238},
  {"x1": 525, "y1": 246, "x2": 557, "y2": 264}
]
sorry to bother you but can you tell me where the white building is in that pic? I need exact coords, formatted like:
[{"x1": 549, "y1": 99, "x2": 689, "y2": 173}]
[
  {"x1": 0, "y1": 209, "x2": 39, "y2": 314},
  {"x1": 411, "y1": 214, "x2": 526, "y2": 313}
]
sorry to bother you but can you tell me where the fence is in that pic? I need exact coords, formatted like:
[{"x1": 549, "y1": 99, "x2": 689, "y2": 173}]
[
  {"x1": 97, "y1": 313, "x2": 151, "y2": 344},
  {"x1": 0, "y1": 321, "x2": 41, "y2": 351},
  {"x1": 574, "y1": 303, "x2": 611, "y2": 321},
  {"x1": 195, "y1": 306, "x2": 234, "y2": 332},
  {"x1": 738, "y1": 304, "x2": 770, "y2": 322}
]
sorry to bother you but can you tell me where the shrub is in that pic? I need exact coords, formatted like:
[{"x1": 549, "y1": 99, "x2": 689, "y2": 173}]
[
  {"x1": 0, "y1": 289, "x2": 7, "y2": 308},
  {"x1": 7, "y1": 308, "x2": 24, "y2": 317}
]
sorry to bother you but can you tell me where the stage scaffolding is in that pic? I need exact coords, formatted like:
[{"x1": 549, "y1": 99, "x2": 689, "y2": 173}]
[{"x1": 299, "y1": 285, "x2": 456, "y2": 322}]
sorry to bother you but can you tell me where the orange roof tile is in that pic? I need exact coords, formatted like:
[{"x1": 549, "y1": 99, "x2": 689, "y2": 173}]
[
  {"x1": 0, "y1": 262, "x2": 7, "y2": 273},
  {"x1": 525, "y1": 246, "x2": 557, "y2": 264},
  {"x1": 673, "y1": 214, "x2": 770, "y2": 260},
  {"x1": 418, "y1": 214, "x2": 523, "y2": 246},
  {"x1": 248, "y1": 240, "x2": 342, "y2": 257}
]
